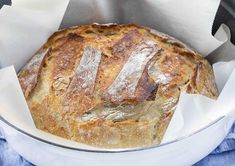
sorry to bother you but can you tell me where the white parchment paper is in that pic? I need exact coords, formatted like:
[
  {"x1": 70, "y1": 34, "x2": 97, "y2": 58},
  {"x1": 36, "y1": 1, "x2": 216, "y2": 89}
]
[
  {"x1": 0, "y1": 0, "x2": 70, "y2": 72},
  {"x1": 0, "y1": 0, "x2": 235, "y2": 148}
]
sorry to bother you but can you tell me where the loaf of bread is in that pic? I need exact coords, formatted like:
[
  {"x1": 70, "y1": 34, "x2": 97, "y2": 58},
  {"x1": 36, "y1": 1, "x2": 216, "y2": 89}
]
[{"x1": 18, "y1": 24, "x2": 218, "y2": 148}]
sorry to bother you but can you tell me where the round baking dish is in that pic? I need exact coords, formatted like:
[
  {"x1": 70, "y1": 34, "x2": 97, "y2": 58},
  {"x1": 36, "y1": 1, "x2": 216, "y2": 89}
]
[{"x1": 0, "y1": 115, "x2": 233, "y2": 165}]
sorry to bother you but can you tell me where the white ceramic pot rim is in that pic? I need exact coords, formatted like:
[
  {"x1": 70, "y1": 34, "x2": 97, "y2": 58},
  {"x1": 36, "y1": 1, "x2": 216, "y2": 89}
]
[{"x1": 0, "y1": 115, "x2": 225, "y2": 153}]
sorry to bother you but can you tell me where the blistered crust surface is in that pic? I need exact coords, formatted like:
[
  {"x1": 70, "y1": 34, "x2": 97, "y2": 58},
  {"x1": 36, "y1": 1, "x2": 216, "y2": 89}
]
[{"x1": 18, "y1": 24, "x2": 218, "y2": 148}]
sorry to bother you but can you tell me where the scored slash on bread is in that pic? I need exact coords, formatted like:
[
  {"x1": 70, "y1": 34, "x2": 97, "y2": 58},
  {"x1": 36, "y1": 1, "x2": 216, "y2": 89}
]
[
  {"x1": 18, "y1": 24, "x2": 218, "y2": 148},
  {"x1": 63, "y1": 46, "x2": 102, "y2": 115},
  {"x1": 103, "y1": 38, "x2": 162, "y2": 103}
]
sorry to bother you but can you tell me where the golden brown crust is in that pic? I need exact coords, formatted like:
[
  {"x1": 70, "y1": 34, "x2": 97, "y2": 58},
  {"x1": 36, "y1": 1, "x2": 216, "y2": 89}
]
[{"x1": 18, "y1": 24, "x2": 218, "y2": 148}]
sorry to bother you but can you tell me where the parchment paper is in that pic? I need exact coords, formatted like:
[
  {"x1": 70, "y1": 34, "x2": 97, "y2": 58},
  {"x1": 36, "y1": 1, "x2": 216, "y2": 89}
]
[
  {"x1": 0, "y1": 0, "x2": 235, "y2": 148},
  {"x1": 0, "y1": 0, "x2": 70, "y2": 72}
]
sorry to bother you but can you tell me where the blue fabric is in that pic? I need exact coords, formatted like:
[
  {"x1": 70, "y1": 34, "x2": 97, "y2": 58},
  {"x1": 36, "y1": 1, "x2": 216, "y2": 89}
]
[
  {"x1": 194, "y1": 122, "x2": 235, "y2": 166},
  {"x1": 0, "y1": 122, "x2": 235, "y2": 166},
  {"x1": 0, "y1": 134, "x2": 33, "y2": 166}
]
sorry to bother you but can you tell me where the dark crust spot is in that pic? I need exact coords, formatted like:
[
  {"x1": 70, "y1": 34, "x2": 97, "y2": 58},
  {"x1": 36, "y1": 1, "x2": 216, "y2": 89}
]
[
  {"x1": 112, "y1": 29, "x2": 143, "y2": 58},
  {"x1": 67, "y1": 33, "x2": 84, "y2": 42},
  {"x1": 85, "y1": 30, "x2": 94, "y2": 33},
  {"x1": 135, "y1": 55, "x2": 159, "y2": 101},
  {"x1": 186, "y1": 62, "x2": 201, "y2": 94},
  {"x1": 135, "y1": 68, "x2": 158, "y2": 101},
  {"x1": 188, "y1": 62, "x2": 203, "y2": 91}
]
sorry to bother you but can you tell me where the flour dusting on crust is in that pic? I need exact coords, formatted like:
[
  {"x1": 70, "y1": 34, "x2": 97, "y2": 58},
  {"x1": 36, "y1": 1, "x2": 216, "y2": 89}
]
[
  {"x1": 104, "y1": 38, "x2": 161, "y2": 103},
  {"x1": 18, "y1": 49, "x2": 49, "y2": 97},
  {"x1": 64, "y1": 46, "x2": 102, "y2": 114}
]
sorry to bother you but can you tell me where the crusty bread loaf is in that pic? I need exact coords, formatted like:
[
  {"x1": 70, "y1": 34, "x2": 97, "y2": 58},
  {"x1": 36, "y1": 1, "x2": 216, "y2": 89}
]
[{"x1": 18, "y1": 24, "x2": 218, "y2": 148}]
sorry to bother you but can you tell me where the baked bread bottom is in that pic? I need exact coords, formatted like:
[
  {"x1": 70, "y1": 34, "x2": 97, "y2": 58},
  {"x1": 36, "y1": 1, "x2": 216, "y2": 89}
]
[{"x1": 18, "y1": 24, "x2": 218, "y2": 148}]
